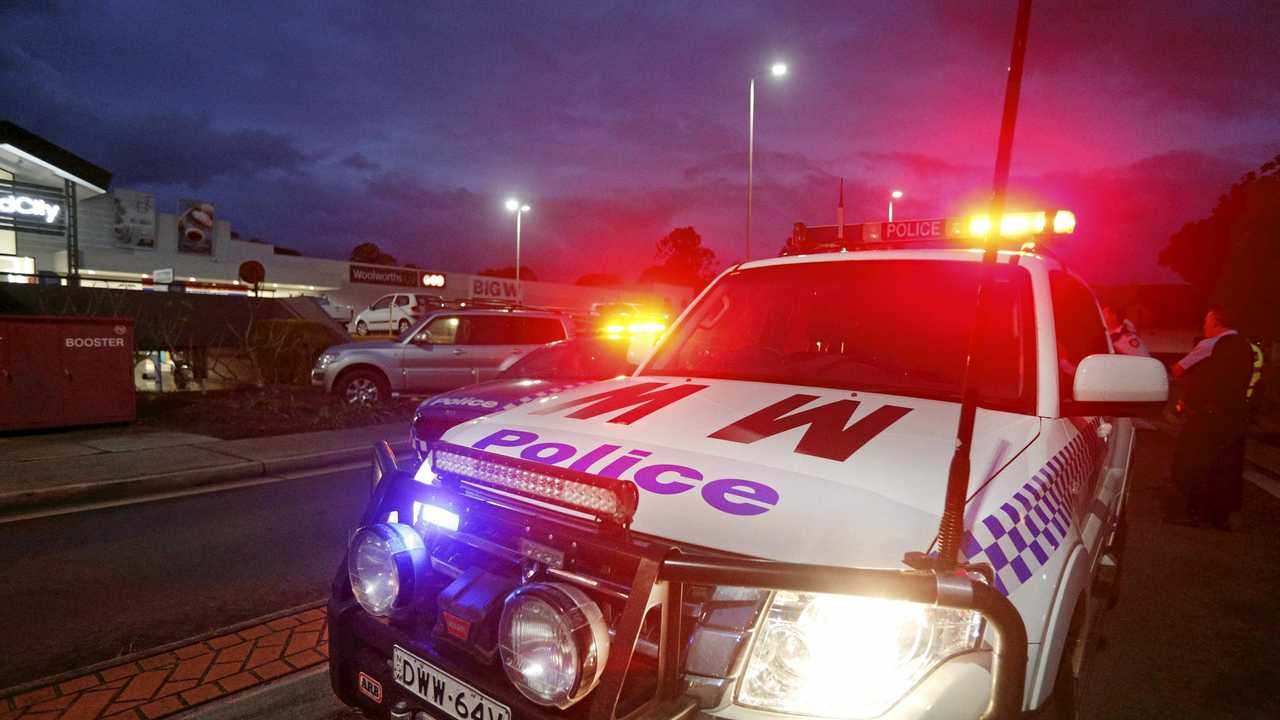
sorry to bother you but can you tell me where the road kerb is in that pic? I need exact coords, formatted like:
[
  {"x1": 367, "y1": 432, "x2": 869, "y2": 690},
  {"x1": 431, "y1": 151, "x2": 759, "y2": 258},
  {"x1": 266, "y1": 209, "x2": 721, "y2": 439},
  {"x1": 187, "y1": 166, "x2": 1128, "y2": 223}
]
[
  {"x1": 0, "y1": 440, "x2": 413, "y2": 516},
  {"x1": 0, "y1": 604, "x2": 333, "y2": 720}
]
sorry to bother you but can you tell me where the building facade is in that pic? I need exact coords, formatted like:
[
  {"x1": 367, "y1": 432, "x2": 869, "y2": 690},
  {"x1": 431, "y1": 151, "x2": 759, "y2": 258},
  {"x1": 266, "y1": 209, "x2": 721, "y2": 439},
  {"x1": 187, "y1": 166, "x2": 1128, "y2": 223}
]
[{"x1": 2, "y1": 121, "x2": 692, "y2": 318}]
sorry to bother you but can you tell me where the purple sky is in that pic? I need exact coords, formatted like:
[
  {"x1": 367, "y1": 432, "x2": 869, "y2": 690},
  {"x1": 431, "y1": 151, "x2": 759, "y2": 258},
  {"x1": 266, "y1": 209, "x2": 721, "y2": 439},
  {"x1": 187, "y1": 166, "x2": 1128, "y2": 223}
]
[{"x1": 4, "y1": 0, "x2": 1278, "y2": 284}]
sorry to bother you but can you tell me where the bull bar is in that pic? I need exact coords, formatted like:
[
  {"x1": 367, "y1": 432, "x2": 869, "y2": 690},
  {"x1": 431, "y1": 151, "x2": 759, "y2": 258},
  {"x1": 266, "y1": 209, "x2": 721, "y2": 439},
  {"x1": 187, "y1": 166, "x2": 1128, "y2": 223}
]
[{"x1": 332, "y1": 442, "x2": 1028, "y2": 720}]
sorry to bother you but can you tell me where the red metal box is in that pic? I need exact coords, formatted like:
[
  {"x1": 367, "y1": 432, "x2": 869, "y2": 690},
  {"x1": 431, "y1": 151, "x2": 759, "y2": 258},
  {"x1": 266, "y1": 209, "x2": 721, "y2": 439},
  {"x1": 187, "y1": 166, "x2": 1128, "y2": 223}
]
[{"x1": 0, "y1": 315, "x2": 136, "y2": 431}]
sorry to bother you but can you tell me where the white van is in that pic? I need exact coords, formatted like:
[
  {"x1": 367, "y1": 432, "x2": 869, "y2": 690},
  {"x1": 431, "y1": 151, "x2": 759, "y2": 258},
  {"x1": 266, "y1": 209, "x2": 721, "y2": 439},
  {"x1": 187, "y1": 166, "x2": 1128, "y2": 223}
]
[{"x1": 351, "y1": 293, "x2": 445, "y2": 336}]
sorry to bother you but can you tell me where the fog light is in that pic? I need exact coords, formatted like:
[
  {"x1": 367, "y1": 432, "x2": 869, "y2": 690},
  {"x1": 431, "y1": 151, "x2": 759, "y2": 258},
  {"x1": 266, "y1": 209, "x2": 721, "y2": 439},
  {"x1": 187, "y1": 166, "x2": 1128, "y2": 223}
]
[
  {"x1": 348, "y1": 523, "x2": 427, "y2": 616},
  {"x1": 498, "y1": 583, "x2": 610, "y2": 708}
]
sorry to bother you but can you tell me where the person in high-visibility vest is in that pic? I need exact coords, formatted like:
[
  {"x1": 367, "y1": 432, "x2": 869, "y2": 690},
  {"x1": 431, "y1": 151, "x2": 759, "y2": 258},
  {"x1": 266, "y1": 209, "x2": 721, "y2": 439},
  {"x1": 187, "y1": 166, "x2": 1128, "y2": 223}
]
[
  {"x1": 1247, "y1": 340, "x2": 1264, "y2": 399},
  {"x1": 1103, "y1": 305, "x2": 1152, "y2": 357},
  {"x1": 1167, "y1": 307, "x2": 1254, "y2": 529}
]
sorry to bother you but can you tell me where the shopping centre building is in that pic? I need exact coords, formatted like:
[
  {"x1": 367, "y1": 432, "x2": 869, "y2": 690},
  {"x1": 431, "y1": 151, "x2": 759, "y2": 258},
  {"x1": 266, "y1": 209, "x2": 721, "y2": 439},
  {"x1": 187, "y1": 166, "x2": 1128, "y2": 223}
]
[{"x1": 1, "y1": 120, "x2": 691, "y2": 319}]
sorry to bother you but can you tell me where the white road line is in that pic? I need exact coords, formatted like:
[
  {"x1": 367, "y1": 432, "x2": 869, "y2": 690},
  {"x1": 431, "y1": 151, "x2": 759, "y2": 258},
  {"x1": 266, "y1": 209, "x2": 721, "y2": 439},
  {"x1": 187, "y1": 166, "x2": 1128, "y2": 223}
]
[{"x1": 1245, "y1": 468, "x2": 1280, "y2": 501}]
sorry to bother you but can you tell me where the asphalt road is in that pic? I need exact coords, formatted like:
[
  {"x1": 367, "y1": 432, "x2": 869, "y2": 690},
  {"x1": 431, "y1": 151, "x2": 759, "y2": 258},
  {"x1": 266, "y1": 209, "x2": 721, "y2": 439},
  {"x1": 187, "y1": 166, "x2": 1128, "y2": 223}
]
[
  {"x1": 0, "y1": 465, "x2": 373, "y2": 689},
  {"x1": 1079, "y1": 429, "x2": 1280, "y2": 718}
]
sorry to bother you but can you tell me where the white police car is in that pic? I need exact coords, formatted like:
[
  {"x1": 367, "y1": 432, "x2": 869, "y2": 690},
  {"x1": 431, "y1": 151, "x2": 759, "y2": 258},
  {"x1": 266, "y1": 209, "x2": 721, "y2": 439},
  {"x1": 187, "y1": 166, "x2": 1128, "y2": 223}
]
[{"x1": 329, "y1": 212, "x2": 1168, "y2": 720}]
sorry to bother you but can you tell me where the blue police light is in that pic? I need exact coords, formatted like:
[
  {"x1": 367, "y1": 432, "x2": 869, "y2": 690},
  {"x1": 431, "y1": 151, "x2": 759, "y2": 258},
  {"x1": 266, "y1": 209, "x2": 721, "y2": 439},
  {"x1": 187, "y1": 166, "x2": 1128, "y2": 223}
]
[{"x1": 416, "y1": 501, "x2": 460, "y2": 532}]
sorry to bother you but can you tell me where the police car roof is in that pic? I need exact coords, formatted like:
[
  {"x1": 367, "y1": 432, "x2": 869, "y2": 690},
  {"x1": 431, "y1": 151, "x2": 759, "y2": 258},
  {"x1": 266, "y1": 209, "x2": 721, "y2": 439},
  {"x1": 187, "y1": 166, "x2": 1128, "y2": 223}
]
[{"x1": 740, "y1": 247, "x2": 1064, "y2": 273}]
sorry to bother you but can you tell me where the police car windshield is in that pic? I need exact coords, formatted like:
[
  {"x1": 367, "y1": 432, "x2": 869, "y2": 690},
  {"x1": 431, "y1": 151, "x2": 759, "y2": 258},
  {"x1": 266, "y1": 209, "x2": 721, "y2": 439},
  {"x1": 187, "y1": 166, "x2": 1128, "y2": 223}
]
[{"x1": 644, "y1": 259, "x2": 1036, "y2": 410}]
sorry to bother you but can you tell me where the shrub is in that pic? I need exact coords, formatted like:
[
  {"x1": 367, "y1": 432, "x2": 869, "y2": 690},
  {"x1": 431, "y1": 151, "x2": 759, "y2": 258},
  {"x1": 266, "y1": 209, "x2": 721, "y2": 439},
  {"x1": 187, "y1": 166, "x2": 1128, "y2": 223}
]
[{"x1": 247, "y1": 319, "x2": 340, "y2": 385}]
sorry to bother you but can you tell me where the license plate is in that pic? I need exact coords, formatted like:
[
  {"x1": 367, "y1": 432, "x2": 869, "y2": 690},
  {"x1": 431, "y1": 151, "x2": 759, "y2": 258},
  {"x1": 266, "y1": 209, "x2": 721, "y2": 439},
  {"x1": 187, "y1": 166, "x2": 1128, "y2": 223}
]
[{"x1": 393, "y1": 645, "x2": 511, "y2": 720}]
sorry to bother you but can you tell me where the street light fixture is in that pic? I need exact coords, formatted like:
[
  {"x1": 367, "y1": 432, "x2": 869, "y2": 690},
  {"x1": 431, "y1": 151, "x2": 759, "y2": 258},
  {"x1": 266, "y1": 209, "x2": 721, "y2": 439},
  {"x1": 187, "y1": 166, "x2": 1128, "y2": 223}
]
[
  {"x1": 889, "y1": 190, "x2": 904, "y2": 222},
  {"x1": 505, "y1": 198, "x2": 531, "y2": 299},
  {"x1": 747, "y1": 59, "x2": 789, "y2": 261}
]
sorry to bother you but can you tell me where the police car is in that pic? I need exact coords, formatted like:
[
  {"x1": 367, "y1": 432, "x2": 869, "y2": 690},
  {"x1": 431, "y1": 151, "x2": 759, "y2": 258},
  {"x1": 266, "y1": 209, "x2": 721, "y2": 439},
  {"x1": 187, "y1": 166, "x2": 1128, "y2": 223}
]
[{"x1": 329, "y1": 210, "x2": 1168, "y2": 720}]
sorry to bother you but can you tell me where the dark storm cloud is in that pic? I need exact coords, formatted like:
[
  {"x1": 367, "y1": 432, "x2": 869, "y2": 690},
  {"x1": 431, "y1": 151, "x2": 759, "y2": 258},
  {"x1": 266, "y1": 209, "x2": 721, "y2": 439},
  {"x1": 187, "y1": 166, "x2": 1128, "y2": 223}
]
[
  {"x1": 102, "y1": 115, "x2": 310, "y2": 187},
  {"x1": 937, "y1": 0, "x2": 1280, "y2": 116},
  {"x1": 340, "y1": 153, "x2": 381, "y2": 172},
  {"x1": 0, "y1": 1, "x2": 1274, "y2": 284},
  {"x1": 0, "y1": 45, "x2": 310, "y2": 188}
]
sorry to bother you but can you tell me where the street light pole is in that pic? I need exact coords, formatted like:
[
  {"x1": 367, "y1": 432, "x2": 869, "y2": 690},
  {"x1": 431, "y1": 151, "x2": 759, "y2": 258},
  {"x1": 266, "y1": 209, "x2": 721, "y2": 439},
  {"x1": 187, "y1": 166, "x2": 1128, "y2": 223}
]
[
  {"x1": 746, "y1": 61, "x2": 787, "y2": 262},
  {"x1": 747, "y1": 77, "x2": 755, "y2": 262},
  {"x1": 505, "y1": 198, "x2": 531, "y2": 301},
  {"x1": 889, "y1": 190, "x2": 903, "y2": 222}
]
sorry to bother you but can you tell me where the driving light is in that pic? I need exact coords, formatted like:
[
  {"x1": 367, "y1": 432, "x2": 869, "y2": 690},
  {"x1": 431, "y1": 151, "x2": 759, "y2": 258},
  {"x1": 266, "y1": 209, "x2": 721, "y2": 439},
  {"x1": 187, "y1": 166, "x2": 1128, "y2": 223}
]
[
  {"x1": 315, "y1": 352, "x2": 336, "y2": 369},
  {"x1": 737, "y1": 591, "x2": 982, "y2": 718},
  {"x1": 348, "y1": 523, "x2": 427, "y2": 617},
  {"x1": 499, "y1": 583, "x2": 610, "y2": 708}
]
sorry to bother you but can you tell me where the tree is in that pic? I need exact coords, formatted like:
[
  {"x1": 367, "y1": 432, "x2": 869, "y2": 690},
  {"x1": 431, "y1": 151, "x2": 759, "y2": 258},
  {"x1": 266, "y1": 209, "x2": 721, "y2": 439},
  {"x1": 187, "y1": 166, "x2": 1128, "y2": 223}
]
[
  {"x1": 637, "y1": 227, "x2": 718, "y2": 288},
  {"x1": 1159, "y1": 153, "x2": 1280, "y2": 338},
  {"x1": 575, "y1": 273, "x2": 623, "y2": 287},
  {"x1": 479, "y1": 265, "x2": 539, "y2": 281},
  {"x1": 350, "y1": 242, "x2": 398, "y2": 266}
]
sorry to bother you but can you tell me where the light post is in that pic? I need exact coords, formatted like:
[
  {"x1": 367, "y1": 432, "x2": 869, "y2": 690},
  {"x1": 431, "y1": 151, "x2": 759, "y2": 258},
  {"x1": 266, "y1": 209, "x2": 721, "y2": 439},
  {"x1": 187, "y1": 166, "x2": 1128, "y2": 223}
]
[
  {"x1": 747, "y1": 60, "x2": 788, "y2": 261},
  {"x1": 889, "y1": 190, "x2": 903, "y2": 222},
  {"x1": 504, "y1": 198, "x2": 530, "y2": 299}
]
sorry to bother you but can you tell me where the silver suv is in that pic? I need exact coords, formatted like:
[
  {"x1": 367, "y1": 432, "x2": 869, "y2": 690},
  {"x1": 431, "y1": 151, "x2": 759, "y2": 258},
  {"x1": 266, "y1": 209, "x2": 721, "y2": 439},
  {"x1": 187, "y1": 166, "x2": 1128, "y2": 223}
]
[{"x1": 313, "y1": 309, "x2": 571, "y2": 404}]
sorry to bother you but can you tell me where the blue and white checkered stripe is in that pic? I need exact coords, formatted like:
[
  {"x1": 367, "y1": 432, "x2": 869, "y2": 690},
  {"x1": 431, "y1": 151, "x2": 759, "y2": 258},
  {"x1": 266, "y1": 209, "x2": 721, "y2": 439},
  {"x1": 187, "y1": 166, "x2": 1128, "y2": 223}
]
[{"x1": 961, "y1": 420, "x2": 1106, "y2": 596}]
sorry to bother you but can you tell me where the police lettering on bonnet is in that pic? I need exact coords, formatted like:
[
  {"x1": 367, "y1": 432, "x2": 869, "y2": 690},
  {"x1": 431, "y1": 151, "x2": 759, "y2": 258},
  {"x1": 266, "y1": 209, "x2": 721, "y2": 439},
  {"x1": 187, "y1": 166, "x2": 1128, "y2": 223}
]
[{"x1": 327, "y1": 208, "x2": 1169, "y2": 720}]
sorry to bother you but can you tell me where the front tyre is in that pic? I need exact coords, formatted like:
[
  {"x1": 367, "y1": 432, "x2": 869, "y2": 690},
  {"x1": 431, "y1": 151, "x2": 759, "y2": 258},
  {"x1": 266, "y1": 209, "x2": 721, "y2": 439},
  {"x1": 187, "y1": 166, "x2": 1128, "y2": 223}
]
[{"x1": 337, "y1": 369, "x2": 388, "y2": 406}]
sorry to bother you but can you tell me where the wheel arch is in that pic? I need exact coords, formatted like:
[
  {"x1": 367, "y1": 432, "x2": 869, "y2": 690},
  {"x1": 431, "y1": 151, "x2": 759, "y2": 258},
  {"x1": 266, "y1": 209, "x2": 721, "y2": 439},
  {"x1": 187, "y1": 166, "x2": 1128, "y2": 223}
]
[
  {"x1": 1026, "y1": 542, "x2": 1093, "y2": 711},
  {"x1": 332, "y1": 363, "x2": 393, "y2": 394}
]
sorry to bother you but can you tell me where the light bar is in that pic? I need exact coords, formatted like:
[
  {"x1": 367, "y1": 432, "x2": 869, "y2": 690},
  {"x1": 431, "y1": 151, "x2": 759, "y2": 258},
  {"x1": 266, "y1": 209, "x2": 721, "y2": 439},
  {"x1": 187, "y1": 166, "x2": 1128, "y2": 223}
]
[
  {"x1": 431, "y1": 443, "x2": 639, "y2": 527},
  {"x1": 966, "y1": 209, "x2": 1075, "y2": 239}
]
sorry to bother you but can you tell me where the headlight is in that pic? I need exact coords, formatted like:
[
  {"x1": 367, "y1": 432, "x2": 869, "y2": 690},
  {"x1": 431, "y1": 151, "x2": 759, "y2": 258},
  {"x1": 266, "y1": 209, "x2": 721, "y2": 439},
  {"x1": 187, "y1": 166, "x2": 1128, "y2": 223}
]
[
  {"x1": 737, "y1": 591, "x2": 983, "y2": 718},
  {"x1": 498, "y1": 582, "x2": 610, "y2": 708},
  {"x1": 315, "y1": 352, "x2": 337, "y2": 369},
  {"x1": 347, "y1": 523, "x2": 427, "y2": 617}
]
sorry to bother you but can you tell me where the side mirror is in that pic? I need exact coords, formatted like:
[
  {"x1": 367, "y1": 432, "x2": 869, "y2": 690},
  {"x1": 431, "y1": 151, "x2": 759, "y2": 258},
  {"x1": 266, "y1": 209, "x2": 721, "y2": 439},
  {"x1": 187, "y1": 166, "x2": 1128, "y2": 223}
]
[{"x1": 1066, "y1": 354, "x2": 1168, "y2": 416}]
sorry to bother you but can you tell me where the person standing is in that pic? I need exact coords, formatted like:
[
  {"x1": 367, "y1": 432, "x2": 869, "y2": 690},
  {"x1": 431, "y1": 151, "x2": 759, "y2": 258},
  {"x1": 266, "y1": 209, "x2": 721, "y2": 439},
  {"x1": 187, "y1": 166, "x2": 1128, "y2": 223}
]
[
  {"x1": 1103, "y1": 305, "x2": 1152, "y2": 357},
  {"x1": 1167, "y1": 307, "x2": 1254, "y2": 529}
]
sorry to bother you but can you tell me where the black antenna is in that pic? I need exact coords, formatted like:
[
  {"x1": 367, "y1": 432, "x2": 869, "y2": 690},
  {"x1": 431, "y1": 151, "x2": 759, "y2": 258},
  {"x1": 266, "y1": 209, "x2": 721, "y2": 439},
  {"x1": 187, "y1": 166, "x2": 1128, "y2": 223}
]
[{"x1": 933, "y1": 0, "x2": 1035, "y2": 569}]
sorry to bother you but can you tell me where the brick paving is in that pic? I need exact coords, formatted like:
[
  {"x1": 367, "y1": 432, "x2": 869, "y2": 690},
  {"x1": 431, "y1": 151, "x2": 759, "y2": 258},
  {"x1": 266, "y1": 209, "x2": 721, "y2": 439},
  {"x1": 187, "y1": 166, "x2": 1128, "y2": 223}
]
[{"x1": 0, "y1": 607, "x2": 328, "y2": 720}]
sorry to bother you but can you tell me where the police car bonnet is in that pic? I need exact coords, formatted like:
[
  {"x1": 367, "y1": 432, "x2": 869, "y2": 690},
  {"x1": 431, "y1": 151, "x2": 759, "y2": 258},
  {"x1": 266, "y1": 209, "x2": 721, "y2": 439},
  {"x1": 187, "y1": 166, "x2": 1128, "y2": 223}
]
[{"x1": 436, "y1": 376, "x2": 1040, "y2": 569}]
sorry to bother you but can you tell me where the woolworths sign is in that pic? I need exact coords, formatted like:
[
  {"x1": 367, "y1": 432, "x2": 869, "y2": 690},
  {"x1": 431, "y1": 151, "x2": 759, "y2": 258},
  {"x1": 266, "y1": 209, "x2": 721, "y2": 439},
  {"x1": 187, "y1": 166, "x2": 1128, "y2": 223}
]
[{"x1": 349, "y1": 264, "x2": 448, "y2": 289}]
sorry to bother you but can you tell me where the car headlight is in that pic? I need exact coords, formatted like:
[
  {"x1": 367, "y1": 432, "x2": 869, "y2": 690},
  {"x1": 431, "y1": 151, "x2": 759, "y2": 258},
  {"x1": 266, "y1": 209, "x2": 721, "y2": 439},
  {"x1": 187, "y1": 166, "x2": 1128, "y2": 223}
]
[
  {"x1": 315, "y1": 352, "x2": 337, "y2": 369},
  {"x1": 737, "y1": 591, "x2": 983, "y2": 719},
  {"x1": 498, "y1": 582, "x2": 610, "y2": 708},
  {"x1": 347, "y1": 523, "x2": 427, "y2": 617}
]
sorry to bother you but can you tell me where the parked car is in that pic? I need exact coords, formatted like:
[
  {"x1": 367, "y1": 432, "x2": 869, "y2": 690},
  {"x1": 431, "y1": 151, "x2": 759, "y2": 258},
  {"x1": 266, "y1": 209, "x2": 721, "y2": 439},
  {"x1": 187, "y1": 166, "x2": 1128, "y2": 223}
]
[
  {"x1": 313, "y1": 309, "x2": 572, "y2": 404},
  {"x1": 350, "y1": 293, "x2": 445, "y2": 336},
  {"x1": 410, "y1": 335, "x2": 635, "y2": 457},
  {"x1": 314, "y1": 295, "x2": 355, "y2": 324}
]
